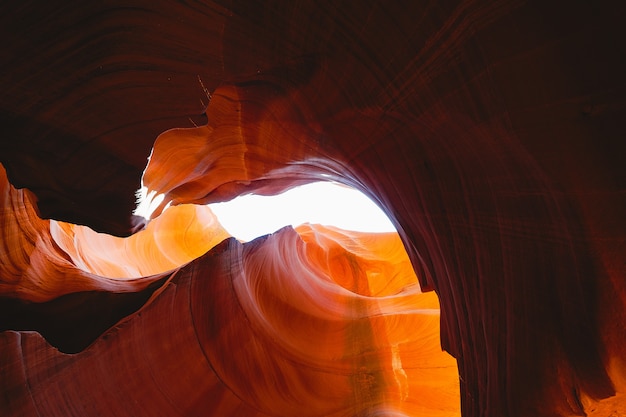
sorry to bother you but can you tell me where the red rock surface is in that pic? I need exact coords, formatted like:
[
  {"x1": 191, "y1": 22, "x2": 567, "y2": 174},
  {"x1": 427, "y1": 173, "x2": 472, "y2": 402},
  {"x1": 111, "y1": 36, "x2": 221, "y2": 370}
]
[
  {"x1": 2, "y1": 228, "x2": 460, "y2": 416},
  {"x1": 1, "y1": 1, "x2": 625, "y2": 416}
]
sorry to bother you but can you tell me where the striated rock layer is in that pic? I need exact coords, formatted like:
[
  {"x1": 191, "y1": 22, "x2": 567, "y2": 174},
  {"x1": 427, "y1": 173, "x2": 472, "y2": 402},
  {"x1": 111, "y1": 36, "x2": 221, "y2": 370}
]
[
  {"x1": 1, "y1": 1, "x2": 625, "y2": 416},
  {"x1": 2, "y1": 228, "x2": 460, "y2": 417}
]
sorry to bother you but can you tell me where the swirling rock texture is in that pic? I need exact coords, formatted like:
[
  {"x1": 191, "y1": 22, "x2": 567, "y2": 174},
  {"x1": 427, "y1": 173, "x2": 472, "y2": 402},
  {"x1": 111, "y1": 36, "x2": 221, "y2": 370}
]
[{"x1": 1, "y1": 1, "x2": 625, "y2": 416}]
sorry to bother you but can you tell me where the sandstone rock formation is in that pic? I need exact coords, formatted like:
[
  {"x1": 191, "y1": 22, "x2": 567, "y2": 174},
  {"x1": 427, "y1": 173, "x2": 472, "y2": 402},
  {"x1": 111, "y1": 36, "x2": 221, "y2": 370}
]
[{"x1": 1, "y1": 1, "x2": 624, "y2": 416}]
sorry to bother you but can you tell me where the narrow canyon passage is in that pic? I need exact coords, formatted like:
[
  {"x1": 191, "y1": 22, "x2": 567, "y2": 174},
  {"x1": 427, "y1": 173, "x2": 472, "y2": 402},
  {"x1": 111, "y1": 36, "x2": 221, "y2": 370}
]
[
  {"x1": 1, "y1": 1, "x2": 624, "y2": 416},
  {"x1": 0, "y1": 159, "x2": 460, "y2": 416}
]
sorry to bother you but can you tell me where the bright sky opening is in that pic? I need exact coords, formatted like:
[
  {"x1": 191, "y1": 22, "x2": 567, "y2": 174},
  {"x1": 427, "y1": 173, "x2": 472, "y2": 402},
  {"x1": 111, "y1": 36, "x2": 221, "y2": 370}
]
[{"x1": 208, "y1": 182, "x2": 396, "y2": 241}]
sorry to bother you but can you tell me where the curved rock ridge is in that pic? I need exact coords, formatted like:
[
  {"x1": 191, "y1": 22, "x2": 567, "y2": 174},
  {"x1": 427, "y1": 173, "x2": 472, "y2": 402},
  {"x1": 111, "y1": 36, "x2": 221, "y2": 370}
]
[
  {"x1": 51, "y1": 203, "x2": 229, "y2": 279},
  {"x1": 295, "y1": 223, "x2": 424, "y2": 297},
  {"x1": 0, "y1": 164, "x2": 162, "y2": 302},
  {"x1": 1, "y1": 228, "x2": 460, "y2": 417},
  {"x1": 0, "y1": 164, "x2": 227, "y2": 300},
  {"x1": 138, "y1": 80, "x2": 349, "y2": 221}
]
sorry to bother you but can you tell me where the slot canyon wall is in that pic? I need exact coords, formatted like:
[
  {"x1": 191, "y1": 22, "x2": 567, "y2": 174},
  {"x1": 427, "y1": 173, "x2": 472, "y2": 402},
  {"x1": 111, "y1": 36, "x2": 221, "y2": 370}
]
[{"x1": 1, "y1": 1, "x2": 625, "y2": 416}]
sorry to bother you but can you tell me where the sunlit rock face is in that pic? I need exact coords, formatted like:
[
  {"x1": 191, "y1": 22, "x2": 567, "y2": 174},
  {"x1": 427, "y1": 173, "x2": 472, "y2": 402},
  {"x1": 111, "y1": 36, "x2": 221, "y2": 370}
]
[
  {"x1": 1, "y1": 1, "x2": 625, "y2": 417},
  {"x1": 52, "y1": 203, "x2": 229, "y2": 279},
  {"x1": 2, "y1": 227, "x2": 460, "y2": 416},
  {"x1": 0, "y1": 164, "x2": 160, "y2": 302}
]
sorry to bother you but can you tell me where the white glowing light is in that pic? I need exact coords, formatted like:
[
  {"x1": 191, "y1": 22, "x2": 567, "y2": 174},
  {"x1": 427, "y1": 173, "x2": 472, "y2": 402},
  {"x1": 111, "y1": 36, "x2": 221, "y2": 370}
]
[
  {"x1": 209, "y1": 182, "x2": 395, "y2": 241},
  {"x1": 134, "y1": 186, "x2": 165, "y2": 220}
]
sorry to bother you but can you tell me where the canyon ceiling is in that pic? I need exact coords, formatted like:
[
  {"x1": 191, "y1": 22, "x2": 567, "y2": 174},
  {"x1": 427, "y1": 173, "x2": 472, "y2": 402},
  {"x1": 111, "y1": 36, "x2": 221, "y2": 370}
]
[{"x1": 1, "y1": 1, "x2": 625, "y2": 416}]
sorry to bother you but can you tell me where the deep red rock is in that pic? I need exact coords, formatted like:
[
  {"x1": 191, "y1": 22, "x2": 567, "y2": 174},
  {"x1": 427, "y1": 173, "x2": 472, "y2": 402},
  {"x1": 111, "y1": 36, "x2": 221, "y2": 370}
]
[{"x1": 1, "y1": 1, "x2": 624, "y2": 416}]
